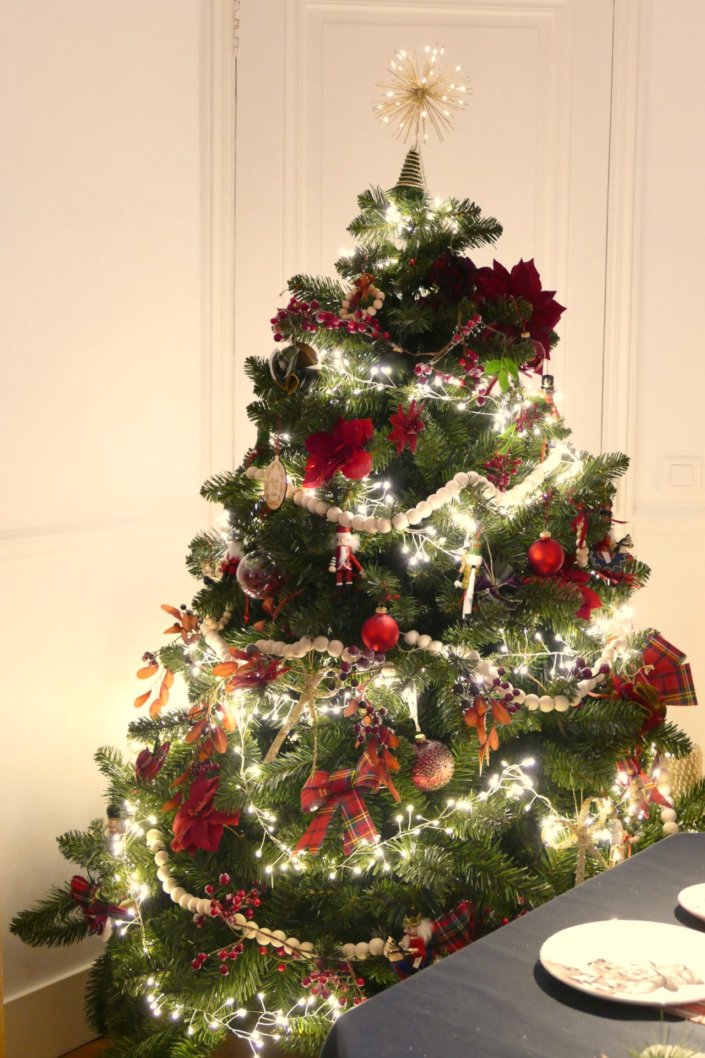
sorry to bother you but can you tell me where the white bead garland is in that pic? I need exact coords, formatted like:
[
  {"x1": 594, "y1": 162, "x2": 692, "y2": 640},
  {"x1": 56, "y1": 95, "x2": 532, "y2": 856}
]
[
  {"x1": 244, "y1": 625, "x2": 616, "y2": 713},
  {"x1": 244, "y1": 445, "x2": 571, "y2": 535},
  {"x1": 143, "y1": 832, "x2": 386, "y2": 962}
]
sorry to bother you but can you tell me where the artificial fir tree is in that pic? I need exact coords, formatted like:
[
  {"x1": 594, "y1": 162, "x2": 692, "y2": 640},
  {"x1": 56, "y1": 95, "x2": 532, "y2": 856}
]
[{"x1": 13, "y1": 49, "x2": 705, "y2": 1058}]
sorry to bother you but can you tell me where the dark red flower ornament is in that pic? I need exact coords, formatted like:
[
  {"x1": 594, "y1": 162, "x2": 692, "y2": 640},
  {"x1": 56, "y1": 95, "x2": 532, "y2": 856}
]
[
  {"x1": 427, "y1": 252, "x2": 476, "y2": 301},
  {"x1": 387, "y1": 401, "x2": 426, "y2": 455},
  {"x1": 303, "y1": 417, "x2": 374, "y2": 487},
  {"x1": 171, "y1": 772, "x2": 240, "y2": 855},
  {"x1": 474, "y1": 258, "x2": 565, "y2": 357},
  {"x1": 135, "y1": 741, "x2": 171, "y2": 783}
]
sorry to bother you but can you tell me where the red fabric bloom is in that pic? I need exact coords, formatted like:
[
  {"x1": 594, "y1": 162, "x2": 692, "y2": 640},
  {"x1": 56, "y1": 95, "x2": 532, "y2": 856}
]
[
  {"x1": 555, "y1": 564, "x2": 602, "y2": 620},
  {"x1": 135, "y1": 741, "x2": 171, "y2": 783},
  {"x1": 387, "y1": 401, "x2": 426, "y2": 455},
  {"x1": 474, "y1": 259, "x2": 565, "y2": 356},
  {"x1": 427, "y1": 252, "x2": 476, "y2": 301},
  {"x1": 303, "y1": 417, "x2": 374, "y2": 487},
  {"x1": 171, "y1": 775, "x2": 240, "y2": 855}
]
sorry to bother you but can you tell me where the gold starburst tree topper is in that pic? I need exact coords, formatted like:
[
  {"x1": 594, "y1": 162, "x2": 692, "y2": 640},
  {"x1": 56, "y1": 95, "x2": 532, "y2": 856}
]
[{"x1": 374, "y1": 45, "x2": 470, "y2": 146}]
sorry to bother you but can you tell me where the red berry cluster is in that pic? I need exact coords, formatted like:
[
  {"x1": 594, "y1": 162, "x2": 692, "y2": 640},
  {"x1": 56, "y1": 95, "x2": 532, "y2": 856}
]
[
  {"x1": 458, "y1": 348, "x2": 483, "y2": 386},
  {"x1": 193, "y1": 875, "x2": 263, "y2": 930},
  {"x1": 512, "y1": 403, "x2": 543, "y2": 434},
  {"x1": 271, "y1": 297, "x2": 389, "y2": 344},
  {"x1": 483, "y1": 453, "x2": 522, "y2": 491},
  {"x1": 191, "y1": 942, "x2": 245, "y2": 976},
  {"x1": 301, "y1": 965, "x2": 367, "y2": 1008},
  {"x1": 451, "y1": 314, "x2": 483, "y2": 344},
  {"x1": 352, "y1": 700, "x2": 395, "y2": 749},
  {"x1": 413, "y1": 362, "x2": 461, "y2": 387},
  {"x1": 219, "y1": 557, "x2": 241, "y2": 577}
]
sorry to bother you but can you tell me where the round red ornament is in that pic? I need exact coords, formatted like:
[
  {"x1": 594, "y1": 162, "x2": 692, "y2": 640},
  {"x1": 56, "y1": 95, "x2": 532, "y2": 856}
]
[
  {"x1": 527, "y1": 532, "x2": 565, "y2": 576},
  {"x1": 235, "y1": 551, "x2": 285, "y2": 599},
  {"x1": 411, "y1": 735, "x2": 454, "y2": 792},
  {"x1": 360, "y1": 607, "x2": 399, "y2": 653}
]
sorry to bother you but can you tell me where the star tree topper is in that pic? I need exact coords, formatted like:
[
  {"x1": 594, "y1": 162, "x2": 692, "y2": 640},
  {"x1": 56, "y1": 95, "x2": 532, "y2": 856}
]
[{"x1": 374, "y1": 45, "x2": 470, "y2": 145}]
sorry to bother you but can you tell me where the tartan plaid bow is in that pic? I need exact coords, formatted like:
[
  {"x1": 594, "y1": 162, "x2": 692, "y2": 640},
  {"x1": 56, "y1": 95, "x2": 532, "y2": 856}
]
[
  {"x1": 612, "y1": 634, "x2": 697, "y2": 734},
  {"x1": 70, "y1": 875, "x2": 132, "y2": 936},
  {"x1": 294, "y1": 759, "x2": 380, "y2": 856},
  {"x1": 639, "y1": 633, "x2": 698, "y2": 707},
  {"x1": 431, "y1": 899, "x2": 476, "y2": 955}
]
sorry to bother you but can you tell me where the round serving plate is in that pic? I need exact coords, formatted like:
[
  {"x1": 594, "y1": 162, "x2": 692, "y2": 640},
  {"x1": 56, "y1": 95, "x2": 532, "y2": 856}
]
[{"x1": 539, "y1": 919, "x2": 705, "y2": 1005}]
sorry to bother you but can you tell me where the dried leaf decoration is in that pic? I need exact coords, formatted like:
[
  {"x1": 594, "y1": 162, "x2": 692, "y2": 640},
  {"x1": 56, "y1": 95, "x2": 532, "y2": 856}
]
[
  {"x1": 463, "y1": 695, "x2": 512, "y2": 769},
  {"x1": 160, "y1": 603, "x2": 200, "y2": 645},
  {"x1": 137, "y1": 665, "x2": 158, "y2": 680}
]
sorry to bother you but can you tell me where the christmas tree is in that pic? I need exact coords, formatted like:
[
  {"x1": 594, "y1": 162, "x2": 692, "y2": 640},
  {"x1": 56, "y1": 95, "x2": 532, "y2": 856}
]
[{"x1": 12, "y1": 48, "x2": 705, "y2": 1058}]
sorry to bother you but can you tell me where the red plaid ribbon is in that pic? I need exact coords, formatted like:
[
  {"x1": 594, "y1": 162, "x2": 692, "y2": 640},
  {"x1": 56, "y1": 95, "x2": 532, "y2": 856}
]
[
  {"x1": 70, "y1": 875, "x2": 132, "y2": 935},
  {"x1": 640, "y1": 633, "x2": 698, "y2": 707},
  {"x1": 430, "y1": 899, "x2": 476, "y2": 954},
  {"x1": 294, "y1": 759, "x2": 380, "y2": 856}
]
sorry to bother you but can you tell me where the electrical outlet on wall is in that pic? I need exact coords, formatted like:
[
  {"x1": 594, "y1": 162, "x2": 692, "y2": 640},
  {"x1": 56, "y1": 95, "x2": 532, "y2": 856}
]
[{"x1": 659, "y1": 456, "x2": 702, "y2": 496}]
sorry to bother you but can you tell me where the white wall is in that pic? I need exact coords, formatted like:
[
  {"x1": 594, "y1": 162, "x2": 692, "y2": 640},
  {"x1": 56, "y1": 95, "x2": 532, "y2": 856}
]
[
  {"x1": 0, "y1": 2, "x2": 236, "y2": 1051},
  {"x1": 627, "y1": 0, "x2": 705, "y2": 747}
]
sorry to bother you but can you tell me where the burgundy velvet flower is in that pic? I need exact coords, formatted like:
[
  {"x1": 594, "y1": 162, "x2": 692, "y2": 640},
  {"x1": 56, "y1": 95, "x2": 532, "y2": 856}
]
[
  {"x1": 474, "y1": 259, "x2": 565, "y2": 355},
  {"x1": 171, "y1": 775, "x2": 240, "y2": 855},
  {"x1": 135, "y1": 741, "x2": 170, "y2": 783},
  {"x1": 387, "y1": 401, "x2": 426, "y2": 455},
  {"x1": 427, "y1": 252, "x2": 477, "y2": 301},
  {"x1": 303, "y1": 417, "x2": 374, "y2": 487}
]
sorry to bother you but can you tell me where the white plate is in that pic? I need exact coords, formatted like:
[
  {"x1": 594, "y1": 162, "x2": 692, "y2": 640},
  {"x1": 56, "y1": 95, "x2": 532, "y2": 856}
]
[
  {"x1": 539, "y1": 920, "x2": 705, "y2": 1005},
  {"x1": 679, "y1": 883, "x2": 705, "y2": 923}
]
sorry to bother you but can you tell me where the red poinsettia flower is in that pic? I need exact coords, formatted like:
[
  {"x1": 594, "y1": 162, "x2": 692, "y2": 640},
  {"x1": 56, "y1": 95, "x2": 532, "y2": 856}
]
[
  {"x1": 171, "y1": 774, "x2": 240, "y2": 855},
  {"x1": 303, "y1": 417, "x2": 374, "y2": 487},
  {"x1": 387, "y1": 401, "x2": 426, "y2": 455},
  {"x1": 474, "y1": 259, "x2": 565, "y2": 357}
]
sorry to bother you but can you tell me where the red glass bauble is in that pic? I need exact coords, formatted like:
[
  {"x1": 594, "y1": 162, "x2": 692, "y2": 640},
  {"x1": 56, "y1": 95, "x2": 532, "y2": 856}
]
[
  {"x1": 360, "y1": 608, "x2": 400, "y2": 652},
  {"x1": 527, "y1": 533, "x2": 565, "y2": 576},
  {"x1": 235, "y1": 551, "x2": 285, "y2": 599},
  {"x1": 411, "y1": 736, "x2": 454, "y2": 792}
]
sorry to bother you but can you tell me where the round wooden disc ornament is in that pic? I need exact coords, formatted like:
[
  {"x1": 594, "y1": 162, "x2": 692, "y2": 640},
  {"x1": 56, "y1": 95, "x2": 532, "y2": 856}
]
[{"x1": 263, "y1": 456, "x2": 287, "y2": 511}]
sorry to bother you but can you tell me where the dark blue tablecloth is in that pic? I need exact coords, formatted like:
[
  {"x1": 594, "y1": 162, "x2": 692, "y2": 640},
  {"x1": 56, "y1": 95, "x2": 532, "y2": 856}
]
[{"x1": 321, "y1": 832, "x2": 705, "y2": 1058}]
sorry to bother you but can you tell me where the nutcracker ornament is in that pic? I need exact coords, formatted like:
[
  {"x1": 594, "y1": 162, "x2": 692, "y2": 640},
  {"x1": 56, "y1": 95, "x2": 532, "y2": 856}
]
[
  {"x1": 383, "y1": 913, "x2": 434, "y2": 977},
  {"x1": 329, "y1": 526, "x2": 364, "y2": 587}
]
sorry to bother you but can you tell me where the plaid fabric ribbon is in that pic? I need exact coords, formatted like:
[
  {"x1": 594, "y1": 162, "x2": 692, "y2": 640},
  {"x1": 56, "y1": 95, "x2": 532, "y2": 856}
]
[
  {"x1": 431, "y1": 899, "x2": 476, "y2": 954},
  {"x1": 70, "y1": 875, "x2": 132, "y2": 936},
  {"x1": 294, "y1": 759, "x2": 380, "y2": 856},
  {"x1": 640, "y1": 633, "x2": 698, "y2": 707}
]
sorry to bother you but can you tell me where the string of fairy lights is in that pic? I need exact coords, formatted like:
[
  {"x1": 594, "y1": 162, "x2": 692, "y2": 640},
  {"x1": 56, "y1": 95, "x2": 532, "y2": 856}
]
[{"x1": 101, "y1": 729, "x2": 673, "y2": 1055}]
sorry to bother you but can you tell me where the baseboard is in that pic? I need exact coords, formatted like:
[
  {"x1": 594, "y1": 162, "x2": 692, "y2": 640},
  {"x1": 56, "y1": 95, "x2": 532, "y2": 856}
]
[{"x1": 4, "y1": 966, "x2": 95, "y2": 1058}]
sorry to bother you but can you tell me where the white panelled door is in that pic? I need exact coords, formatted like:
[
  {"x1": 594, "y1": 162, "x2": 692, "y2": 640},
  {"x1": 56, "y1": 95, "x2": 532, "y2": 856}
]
[{"x1": 235, "y1": 0, "x2": 614, "y2": 456}]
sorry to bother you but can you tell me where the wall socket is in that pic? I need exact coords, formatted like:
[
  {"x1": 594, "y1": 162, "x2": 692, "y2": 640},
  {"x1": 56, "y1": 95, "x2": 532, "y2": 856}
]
[{"x1": 659, "y1": 456, "x2": 702, "y2": 494}]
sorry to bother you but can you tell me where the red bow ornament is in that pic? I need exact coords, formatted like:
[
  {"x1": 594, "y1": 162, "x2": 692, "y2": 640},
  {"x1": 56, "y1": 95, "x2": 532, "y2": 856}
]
[
  {"x1": 294, "y1": 758, "x2": 382, "y2": 856},
  {"x1": 612, "y1": 633, "x2": 697, "y2": 733},
  {"x1": 70, "y1": 875, "x2": 133, "y2": 936}
]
